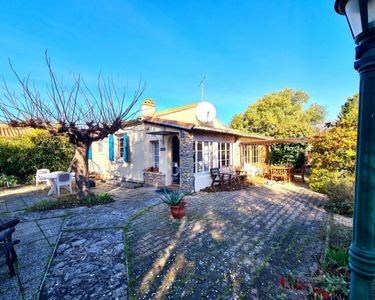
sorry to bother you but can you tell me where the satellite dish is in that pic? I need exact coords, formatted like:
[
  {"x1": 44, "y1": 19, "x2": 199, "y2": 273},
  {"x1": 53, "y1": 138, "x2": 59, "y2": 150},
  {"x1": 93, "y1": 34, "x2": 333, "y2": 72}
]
[{"x1": 195, "y1": 102, "x2": 216, "y2": 123}]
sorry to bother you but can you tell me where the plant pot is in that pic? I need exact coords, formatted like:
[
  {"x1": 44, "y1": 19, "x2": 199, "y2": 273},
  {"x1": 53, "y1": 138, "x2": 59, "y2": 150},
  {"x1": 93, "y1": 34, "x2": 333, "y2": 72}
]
[{"x1": 170, "y1": 201, "x2": 186, "y2": 219}]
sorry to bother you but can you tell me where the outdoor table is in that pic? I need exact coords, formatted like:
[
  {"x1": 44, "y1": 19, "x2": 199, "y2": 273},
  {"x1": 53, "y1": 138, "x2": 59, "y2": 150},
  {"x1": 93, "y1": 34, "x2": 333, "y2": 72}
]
[{"x1": 38, "y1": 172, "x2": 75, "y2": 196}]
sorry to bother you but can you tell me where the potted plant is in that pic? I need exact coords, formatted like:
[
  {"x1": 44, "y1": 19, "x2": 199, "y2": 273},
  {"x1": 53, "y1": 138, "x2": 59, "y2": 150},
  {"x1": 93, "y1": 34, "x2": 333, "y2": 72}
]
[{"x1": 160, "y1": 189, "x2": 186, "y2": 219}]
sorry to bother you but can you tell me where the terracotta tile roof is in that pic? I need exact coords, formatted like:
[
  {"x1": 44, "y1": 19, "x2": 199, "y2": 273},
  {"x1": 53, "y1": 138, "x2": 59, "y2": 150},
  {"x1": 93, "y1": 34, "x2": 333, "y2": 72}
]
[
  {"x1": 0, "y1": 124, "x2": 33, "y2": 138},
  {"x1": 154, "y1": 103, "x2": 199, "y2": 116},
  {"x1": 141, "y1": 116, "x2": 195, "y2": 130}
]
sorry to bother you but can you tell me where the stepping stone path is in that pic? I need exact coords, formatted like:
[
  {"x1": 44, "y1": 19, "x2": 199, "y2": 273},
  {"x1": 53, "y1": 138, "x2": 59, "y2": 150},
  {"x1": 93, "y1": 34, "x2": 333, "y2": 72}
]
[{"x1": 0, "y1": 183, "x2": 332, "y2": 299}]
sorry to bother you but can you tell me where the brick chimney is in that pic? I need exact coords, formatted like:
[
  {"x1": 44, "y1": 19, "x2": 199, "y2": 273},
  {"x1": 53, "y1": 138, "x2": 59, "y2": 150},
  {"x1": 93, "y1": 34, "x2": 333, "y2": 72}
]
[{"x1": 141, "y1": 98, "x2": 156, "y2": 116}]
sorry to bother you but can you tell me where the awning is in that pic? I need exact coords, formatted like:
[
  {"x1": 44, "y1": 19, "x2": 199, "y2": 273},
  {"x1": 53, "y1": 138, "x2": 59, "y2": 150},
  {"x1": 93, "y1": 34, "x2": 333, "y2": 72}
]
[{"x1": 240, "y1": 137, "x2": 308, "y2": 145}]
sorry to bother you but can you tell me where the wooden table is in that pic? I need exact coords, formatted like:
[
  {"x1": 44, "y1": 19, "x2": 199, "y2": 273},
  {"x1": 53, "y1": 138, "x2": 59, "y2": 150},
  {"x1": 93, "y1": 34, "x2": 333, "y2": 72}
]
[{"x1": 270, "y1": 166, "x2": 293, "y2": 182}]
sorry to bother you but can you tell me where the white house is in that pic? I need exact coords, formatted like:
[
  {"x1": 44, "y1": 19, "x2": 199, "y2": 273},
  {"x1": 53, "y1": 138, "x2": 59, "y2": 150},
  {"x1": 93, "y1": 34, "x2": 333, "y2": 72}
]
[{"x1": 89, "y1": 99, "x2": 271, "y2": 192}]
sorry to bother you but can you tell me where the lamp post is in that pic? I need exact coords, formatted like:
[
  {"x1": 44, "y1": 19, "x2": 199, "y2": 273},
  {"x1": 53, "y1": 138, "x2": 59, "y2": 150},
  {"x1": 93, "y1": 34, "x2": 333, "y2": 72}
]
[{"x1": 335, "y1": 1, "x2": 375, "y2": 299}]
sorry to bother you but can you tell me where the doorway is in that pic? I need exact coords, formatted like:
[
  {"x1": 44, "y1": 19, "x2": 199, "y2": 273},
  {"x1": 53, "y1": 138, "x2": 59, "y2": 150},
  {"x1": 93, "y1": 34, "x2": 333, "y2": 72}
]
[{"x1": 171, "y1": 135, "x2": 180, "y2": 184}]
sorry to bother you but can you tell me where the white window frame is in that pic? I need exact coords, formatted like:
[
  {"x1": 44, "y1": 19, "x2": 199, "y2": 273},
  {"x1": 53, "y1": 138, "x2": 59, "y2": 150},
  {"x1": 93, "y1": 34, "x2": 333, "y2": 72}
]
[
  {"x1": 194, "y1": 141, "x2": 232, "y2": 174},
  {"x1": 116, "y1": 135, "x2": 124, "y2": 160},
  {"x1": 243, "y1": 144, "x2": 261, "y2": 164},
  {"x1": 151, "y1": 141, "x2": 159, "y2": 168}
]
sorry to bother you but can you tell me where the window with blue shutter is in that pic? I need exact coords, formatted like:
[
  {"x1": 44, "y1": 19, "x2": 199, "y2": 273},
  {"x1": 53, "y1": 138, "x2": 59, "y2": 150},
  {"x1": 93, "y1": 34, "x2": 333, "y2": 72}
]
[
  {"x1": 123, "y1": 134, "x2": 129, "y2": 162},
  {"x1": 109, "y1": 135, "x2": 114, "y2": 161},
  {"x1": 88, "y1": 146, "x2": 92, "y2": 160}
]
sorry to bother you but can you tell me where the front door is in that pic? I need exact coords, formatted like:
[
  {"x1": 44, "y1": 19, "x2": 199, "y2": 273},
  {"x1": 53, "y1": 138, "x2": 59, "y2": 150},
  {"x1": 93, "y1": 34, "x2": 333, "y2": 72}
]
[{"x1": 171, "y1": 135, "x2": 180, "y2": 184}]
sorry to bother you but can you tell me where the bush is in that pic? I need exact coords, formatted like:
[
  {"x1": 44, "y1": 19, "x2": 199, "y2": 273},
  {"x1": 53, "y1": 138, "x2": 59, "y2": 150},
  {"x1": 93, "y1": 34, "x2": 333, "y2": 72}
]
[
  {"x1": 309, "y1": 169, "x2": 339, "y2": 194},
  {"x1": 270, "y1": 143, "x2": 307, "y2": 166},
  {"x1": 26, "y1": 193, "x2": 114, "y2": 211},
  {"x1": 0, "y1": 130, "x2": 74, "y2": 181},
  {"x1": 310, "y1": 170, "x2": 354, "y2": 216},
  {"x1": 325, "y1": 176, "x2": 355, "y2": 216}
]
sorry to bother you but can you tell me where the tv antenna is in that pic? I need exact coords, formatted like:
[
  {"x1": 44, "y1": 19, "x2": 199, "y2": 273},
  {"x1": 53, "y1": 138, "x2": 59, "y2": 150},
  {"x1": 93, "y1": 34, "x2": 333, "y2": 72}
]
[{"x1": 199, "y1": 76, "x2": 206, "y2": 102}]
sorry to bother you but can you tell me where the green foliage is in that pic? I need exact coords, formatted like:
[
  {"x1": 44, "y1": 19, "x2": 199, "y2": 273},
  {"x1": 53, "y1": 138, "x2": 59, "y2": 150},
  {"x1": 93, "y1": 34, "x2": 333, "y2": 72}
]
[
  {"x1": 160, "y1": 189, "x2": 185, "y2": 206},
  {"x1": 0, "y1": 129, "x2": 74, "y2": 181},
  {"x1": 26, "y1": 192, "x2": 114, "y2": 211},
  {"x1": 323, "y1": 246, "x2": 349, "y2": 270},
  {"x1": 269, "y1": 143, "x2": 306, "y2": 166},
  {"x1": 309, "y1": 169, "x2": 339, "y2": 194},
  {"x1": 231, "y1": 89, "x2": 326, "y2": 165},
  {"x1": 84, "y1": 193, "x2": 113, "y2": 207},
  {"x1": 230, "y1": 89, "x2": 326, "y2": 138},
  {"x1": 0, "y1": 174, "x2": 17, "y2": 187},
  {"x1": 325, "y1": 175, "x2": 355, "y2": 216},
  {"x1": 310, "y1": 94, "x2": 358, "y2": 216},
  {"x1": 310, "y1": 94, "x2": 358, "y2": 174},
  {"x1": 319, "y1": 274, "x2": 349, "y2": 296}
]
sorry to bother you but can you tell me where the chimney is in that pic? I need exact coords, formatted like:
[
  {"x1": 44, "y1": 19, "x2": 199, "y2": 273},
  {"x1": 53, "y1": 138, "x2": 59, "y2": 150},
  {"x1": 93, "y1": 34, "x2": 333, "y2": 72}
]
[{"x1": 141, "y1": 98, "x2": 156, "y2": 116}]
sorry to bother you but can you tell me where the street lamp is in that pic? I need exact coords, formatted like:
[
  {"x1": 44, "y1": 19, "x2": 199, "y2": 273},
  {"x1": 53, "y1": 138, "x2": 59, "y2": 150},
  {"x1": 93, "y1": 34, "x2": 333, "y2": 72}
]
[{"x1": 335, "y1": 0, "x2": 375, "y2": 299}]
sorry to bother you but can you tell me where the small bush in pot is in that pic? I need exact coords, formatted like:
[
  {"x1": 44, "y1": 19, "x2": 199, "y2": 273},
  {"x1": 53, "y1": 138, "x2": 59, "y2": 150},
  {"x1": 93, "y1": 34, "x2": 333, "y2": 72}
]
[{"x1": 160, "y1": 189, "x2": 186, "y2": 219}]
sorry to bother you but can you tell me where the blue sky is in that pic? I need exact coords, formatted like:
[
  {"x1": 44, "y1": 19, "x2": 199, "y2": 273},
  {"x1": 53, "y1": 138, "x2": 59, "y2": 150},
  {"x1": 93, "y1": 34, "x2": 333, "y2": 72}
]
[{"x1": 0, "y1": 1, "x2": 357, "y2": 124}]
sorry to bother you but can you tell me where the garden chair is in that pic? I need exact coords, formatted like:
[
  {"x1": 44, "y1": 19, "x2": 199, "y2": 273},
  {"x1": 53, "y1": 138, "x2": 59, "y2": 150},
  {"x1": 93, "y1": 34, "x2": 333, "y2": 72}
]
[
  {"x1": 270, "y1": 166, "x2": 292, "y2": 183},
  {"x1": 210, "y1": 168, "x2": 231, "y2": 186},
  {"x1": 35, "y1": 169, "x2": 50, "y2": 189},
  {"x1": 0, "y1": 228, "x2": 20, "y2": 277},
  {"x1": 56, "y1": 172, "x2": 73, "y2": 196},
  {"x1": 292, "y1": 164, "x2": 306, "y2": 183},
  {"x1": 0, "y1": 216, "x2": 20, "y2": 277}
]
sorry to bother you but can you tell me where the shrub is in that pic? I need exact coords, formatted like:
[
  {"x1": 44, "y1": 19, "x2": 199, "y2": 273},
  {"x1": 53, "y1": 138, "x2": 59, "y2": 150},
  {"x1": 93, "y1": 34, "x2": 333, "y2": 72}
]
[
  {"x1": 0, "y1": 129, "x2": 74, "y2": 181},
  {"x1": 309, "y1": 169, "x2": 339, "y2": 194},
  {"x1": 26, "y1": 192, "x2": 114, "y2": 211},
  {"x1": 325, "y1": 175, "x2": 355, "y2": 216}
]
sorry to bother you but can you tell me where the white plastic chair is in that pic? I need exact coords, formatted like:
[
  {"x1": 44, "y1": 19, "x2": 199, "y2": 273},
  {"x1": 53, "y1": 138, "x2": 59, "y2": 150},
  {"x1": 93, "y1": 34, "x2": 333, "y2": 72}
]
[
  {"x1": 35, "y1": 169, "x2": 50, "y2": 190},
  {"x1": 56, "y1": 172, "x2": 73, "y2": 196}
]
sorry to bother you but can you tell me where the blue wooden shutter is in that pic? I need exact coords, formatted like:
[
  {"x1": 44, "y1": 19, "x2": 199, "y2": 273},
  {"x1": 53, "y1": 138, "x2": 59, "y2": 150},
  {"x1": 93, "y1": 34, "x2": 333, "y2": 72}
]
[
  {"x1": 109, "y1": 135, "x2": 114, "y2": 161},
  {"x1": 123, "y1": 134, "x2": 129, "y2": 162},
  {"x1": 88, "y1": 146, "x2": 92, "y2": 160}
]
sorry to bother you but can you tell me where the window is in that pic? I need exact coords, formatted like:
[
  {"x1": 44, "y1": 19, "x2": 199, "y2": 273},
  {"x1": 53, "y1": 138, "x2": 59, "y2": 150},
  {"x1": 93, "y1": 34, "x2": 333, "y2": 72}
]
[
  {"x1": 117, "y1": 136, "x2": 124, "y2": 159},
  {"x1": 195, "y1": 141, "x2": 212, "y2": 173},
  {"x1": 218, "y1": 143, "x2": 232, "y2": 168},
  {"x1": 152, "y1": 141, "x2": 159, "y2": 168},
  {"x1": 243, "y1": 145, "x2": 261, "y2": 164},
  {"x1": 194, "y1": 141, "x2": 232, "y2": 173}
]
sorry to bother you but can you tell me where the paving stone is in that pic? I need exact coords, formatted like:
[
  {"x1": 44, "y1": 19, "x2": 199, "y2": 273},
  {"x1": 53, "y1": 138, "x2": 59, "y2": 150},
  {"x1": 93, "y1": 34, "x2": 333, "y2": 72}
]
[
  {"x1": 0, "y1": 286, "x2": 22, "y2": 300},
  {"x1": 127, "y1": 185, "x2": 330, "y2": 299}
]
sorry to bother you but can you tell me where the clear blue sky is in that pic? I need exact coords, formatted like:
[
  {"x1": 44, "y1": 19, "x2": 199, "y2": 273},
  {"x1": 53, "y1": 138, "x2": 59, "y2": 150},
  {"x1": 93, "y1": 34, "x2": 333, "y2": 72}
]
[{"x1": 0, "y1": 1, "x2": 357, "y2": 124}]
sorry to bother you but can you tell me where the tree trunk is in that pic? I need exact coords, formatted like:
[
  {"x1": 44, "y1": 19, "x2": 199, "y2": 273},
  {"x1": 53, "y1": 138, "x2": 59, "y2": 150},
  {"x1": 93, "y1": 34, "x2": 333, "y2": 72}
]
[{"x1": 72, "y1": 142, "x2": 91, "y2": 199}]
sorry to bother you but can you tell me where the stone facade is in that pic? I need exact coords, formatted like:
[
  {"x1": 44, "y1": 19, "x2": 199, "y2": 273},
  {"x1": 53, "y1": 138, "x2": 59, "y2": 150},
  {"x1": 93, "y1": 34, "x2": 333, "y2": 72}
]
[
  {"x1": 179, "y1": 130, "x2": 195, "y2": 193},
  {"x1": 143, "y1": 171, "x2": 166, "y2": 187}
]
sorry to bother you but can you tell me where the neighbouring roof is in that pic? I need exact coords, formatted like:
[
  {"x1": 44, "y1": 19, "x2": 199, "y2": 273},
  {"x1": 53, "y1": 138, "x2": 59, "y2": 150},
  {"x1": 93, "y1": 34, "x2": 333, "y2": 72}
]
[{"x1": 0, "y1": 124, "x2": 33, "y2": 138}]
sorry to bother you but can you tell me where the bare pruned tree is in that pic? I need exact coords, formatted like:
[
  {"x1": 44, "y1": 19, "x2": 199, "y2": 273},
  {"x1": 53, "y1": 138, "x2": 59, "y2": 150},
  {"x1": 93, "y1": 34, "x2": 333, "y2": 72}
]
[{"x1": 0, "y1": 52, "x2": 144, "y2": 198}]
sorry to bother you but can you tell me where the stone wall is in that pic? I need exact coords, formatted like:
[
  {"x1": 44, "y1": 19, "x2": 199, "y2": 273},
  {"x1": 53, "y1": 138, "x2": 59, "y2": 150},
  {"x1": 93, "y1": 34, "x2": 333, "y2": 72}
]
[
  {"x1": 179, "y1": 130, "x2": 195, "y2": 193},
  {"x1": 143, "y1": 172, "x2": 166, "y2": 187}
]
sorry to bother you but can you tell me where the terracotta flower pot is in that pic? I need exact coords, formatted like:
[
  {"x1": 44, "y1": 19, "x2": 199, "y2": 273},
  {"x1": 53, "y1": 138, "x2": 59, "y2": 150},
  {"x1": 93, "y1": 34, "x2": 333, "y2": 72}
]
[{"x1": 170, "y1": 201, "x2": 186, "y2": 219}]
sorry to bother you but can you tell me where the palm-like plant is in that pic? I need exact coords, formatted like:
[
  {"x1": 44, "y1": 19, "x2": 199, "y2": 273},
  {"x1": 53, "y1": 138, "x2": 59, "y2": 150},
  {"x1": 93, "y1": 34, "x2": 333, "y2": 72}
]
[{"x1": 160, "y1": 189, "x2": 185, "y2": 206}]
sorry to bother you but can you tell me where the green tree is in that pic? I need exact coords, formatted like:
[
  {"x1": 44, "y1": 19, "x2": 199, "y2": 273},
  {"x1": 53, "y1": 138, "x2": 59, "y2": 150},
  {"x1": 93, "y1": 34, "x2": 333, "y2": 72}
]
[
  {"x1": 231, "y1": 89, "x2": 326, "y2": 138},
  {"x1": 231, "y1": 89, "x2": 326, "y2": 165},
  {"x1": 309, "y1": 94, "x2": 358, "y2": 215},
  {"x1": 310, "y1": 94, "x2": 358, "y2": 174}
]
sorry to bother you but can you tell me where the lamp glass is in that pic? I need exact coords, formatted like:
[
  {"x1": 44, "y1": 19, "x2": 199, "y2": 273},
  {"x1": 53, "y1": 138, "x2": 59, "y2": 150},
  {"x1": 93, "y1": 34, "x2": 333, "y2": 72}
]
[
  {"x1": 369, "y1": 0, "x2": 375, "y2": 29},
  {"x1": 346, "y1": 0, "x2": 363, "y2": 37}
]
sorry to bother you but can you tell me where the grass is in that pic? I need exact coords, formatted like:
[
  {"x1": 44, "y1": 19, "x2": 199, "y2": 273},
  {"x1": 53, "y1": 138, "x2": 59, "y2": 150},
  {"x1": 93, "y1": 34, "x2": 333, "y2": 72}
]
[{"x1": 26, "y1": 193, "x2": 114, "y2": 211}]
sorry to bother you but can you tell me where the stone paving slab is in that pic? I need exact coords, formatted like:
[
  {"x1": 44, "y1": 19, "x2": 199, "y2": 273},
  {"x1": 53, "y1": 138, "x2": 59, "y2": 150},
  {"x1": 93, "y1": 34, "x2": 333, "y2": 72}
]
[
  {"x1": 127, "y1": 185, "x2": 328, "y2": 299},
  {"x1": 0, "y1": 216, "x2": 64, "y2": 300},
  {"x1": 40, "y1": 229, "x2": 127, "y2": 300}
]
